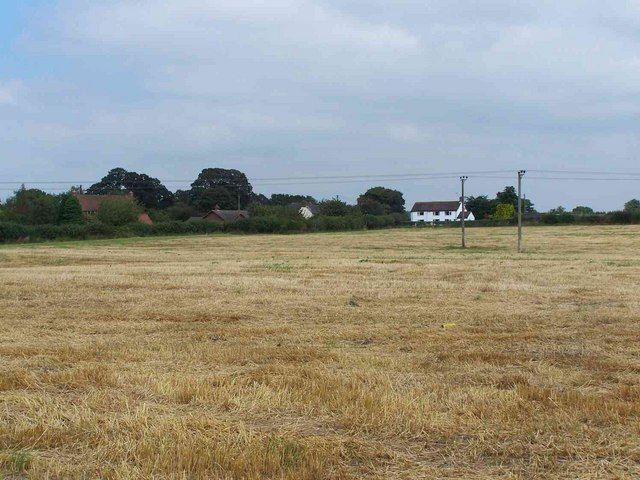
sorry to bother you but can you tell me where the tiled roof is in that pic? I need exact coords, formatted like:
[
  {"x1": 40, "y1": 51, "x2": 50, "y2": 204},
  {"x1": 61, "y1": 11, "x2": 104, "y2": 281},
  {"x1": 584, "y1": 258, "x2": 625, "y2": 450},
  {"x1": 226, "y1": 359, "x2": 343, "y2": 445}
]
[
  {"x1": 73, "y1": 192, "x2": 134, "y2": 213},
  {"x1": 204, "y1": 209, "x2": 249, "y2": 221},
  {"x1": 411, "y1": 201, "x2": 460, "y2": 212}
]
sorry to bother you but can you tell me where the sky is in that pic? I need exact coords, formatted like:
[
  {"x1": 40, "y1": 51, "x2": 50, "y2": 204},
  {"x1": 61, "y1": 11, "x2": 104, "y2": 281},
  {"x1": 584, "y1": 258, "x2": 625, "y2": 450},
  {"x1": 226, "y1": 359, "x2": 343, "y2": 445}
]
[{"x1": 1, "y1": 0, "x2": 639, "y2": 210}]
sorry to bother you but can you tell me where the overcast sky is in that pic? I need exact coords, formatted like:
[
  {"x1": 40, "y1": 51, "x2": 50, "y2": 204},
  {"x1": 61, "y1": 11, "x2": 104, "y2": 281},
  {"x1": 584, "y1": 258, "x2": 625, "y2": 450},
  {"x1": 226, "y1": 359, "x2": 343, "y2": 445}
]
[{"x1": 1, "y1": 1, "x2": 639, "y2": 210}]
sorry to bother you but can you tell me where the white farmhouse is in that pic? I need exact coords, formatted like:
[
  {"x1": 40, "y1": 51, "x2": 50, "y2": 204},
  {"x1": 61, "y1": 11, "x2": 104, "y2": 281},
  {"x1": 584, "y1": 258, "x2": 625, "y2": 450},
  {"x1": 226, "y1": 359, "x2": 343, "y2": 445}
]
[{"x1": 410, "y1": 200, "x2": 475, "y2": 223}]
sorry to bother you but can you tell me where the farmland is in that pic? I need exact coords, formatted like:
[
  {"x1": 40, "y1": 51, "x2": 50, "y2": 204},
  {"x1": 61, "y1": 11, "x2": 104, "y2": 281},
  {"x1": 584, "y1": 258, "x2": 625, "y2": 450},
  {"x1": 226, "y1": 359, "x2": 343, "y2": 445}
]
[{"x1": 1, "y1": 226, "x2": 640, "y2": 479}]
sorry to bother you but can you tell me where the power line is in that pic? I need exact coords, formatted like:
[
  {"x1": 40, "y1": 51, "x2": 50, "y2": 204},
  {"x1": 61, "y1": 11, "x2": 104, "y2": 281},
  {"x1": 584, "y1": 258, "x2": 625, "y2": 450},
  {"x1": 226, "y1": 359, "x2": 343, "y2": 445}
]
[
  {"x1": 0, "y1": 169, "x2": 515, "y2": 186},
  {"x1": 521, "y1": 176, "x2": 640, "y2": 181},
  {"x1": 0, "y1": 175, "x2": 466, "y2": 191},
  {"x1": 1, "y1": 170, "x2": 638, "y2": 192},
  {"x1": 529, "y1": 169, "x2": 640, "y2": 176}
]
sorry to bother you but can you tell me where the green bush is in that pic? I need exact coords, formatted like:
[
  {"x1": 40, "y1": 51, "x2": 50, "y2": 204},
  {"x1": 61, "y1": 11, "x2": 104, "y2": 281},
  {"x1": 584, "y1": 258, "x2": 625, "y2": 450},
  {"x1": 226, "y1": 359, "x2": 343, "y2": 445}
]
[
  {"x1": 32, "y1": 224, "x2": 87, "y2": 240},
  {"x1": 609, "y1": 211, "x2": 634, "y2": 224},
  {"x1": 166, "y1": 202, "x2": 195, "y2": 221},
  {"x1": 97, "y1": 198, "x2": 143, "y2": 226},
  {"x1": 0, "y1": 222, "x2": 32, "y2": 241},
  {"x1": 147, "y1": 209, "x2": 170, "y2": 223},
  {"x1": 86, "y1": 220, "x2": 115, "y2": 237},
  {"x1": 248, "y1": 203, "x2": 300, "y2": 219},
  {"x1": 493, "y1": 203, "x2": 515, "y2": 220},
  {"x1": 0, "y1": 213, "x2": 409, "y2": 243},
  {"x1": 151, "y1": 221, "x2": 196, "y2": 235},
  {"x1": 128, "y1": 222, "x2": 154, "y2": 236}
]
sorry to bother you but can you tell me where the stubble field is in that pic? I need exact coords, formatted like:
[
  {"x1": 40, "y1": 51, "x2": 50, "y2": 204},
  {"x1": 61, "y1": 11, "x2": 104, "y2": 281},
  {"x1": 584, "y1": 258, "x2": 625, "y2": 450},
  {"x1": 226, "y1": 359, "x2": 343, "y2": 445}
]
[{"x1": 1, "y1": 225, "x2": 639, "y2": 479}]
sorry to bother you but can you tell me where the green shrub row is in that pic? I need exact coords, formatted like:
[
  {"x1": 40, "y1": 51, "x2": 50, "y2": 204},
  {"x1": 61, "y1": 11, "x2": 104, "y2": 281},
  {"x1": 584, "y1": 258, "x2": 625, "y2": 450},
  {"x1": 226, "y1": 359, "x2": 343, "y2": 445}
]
[{"x1": 0, "y1": 213, "x2": 407, "y2": 243}]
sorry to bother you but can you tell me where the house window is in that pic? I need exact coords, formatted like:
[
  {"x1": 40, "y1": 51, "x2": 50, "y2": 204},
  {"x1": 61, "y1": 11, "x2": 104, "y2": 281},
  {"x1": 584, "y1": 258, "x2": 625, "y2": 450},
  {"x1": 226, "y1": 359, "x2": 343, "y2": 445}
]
[
  {"x1": 446, "y1": 211, "x2": 452, "y2": 215},
  {"x1": 420, "y1": 211, "x2": 425, "y2": 215},
  {"x1": 434, "y1": 211, "x2": 440, "y2": 215}
]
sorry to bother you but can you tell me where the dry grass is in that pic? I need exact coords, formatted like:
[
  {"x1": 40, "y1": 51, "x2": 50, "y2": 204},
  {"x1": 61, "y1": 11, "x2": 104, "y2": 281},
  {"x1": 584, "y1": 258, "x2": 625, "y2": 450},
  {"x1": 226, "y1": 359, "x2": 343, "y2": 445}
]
[{"x1": 1, "y1": 225, "x2": 640, "y2": 479}]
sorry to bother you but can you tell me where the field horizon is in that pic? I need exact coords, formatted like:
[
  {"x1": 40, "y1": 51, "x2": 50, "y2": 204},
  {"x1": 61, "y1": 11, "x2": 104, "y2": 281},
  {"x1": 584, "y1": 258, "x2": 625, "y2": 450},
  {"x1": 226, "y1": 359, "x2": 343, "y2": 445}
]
[{"x1": 1, "y1": 225, "x2": 639, "y2": 479}]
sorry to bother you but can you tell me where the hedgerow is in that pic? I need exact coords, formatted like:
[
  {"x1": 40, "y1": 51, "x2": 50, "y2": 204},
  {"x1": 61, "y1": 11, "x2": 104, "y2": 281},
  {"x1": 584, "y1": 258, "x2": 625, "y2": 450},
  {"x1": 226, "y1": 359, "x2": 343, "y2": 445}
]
[{"x1": 0, "y1": 212, "x2": 405, "y2": 243}]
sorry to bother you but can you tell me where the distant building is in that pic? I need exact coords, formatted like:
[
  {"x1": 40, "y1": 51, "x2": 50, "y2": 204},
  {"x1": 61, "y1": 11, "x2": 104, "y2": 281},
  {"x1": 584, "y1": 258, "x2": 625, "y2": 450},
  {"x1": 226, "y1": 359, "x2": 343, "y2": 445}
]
[
  {"x1": 73, "y1": 191, "x2": 135, "y2": 214},
  {"x1": 289, "y1": 202, "x2": 319, "y2": 219},
  {"x1": 410, "y1": 200, "x2": 475, "y2": 223},
  {"x1": 138, "y1": 212, "x2": 153, "y2": 225},
  {"x1": 73, "y1": 191, "x2": 153, "y2": 224},
  {"x1": 202, "y1": 209, "x2": 249, "y2": 222}
]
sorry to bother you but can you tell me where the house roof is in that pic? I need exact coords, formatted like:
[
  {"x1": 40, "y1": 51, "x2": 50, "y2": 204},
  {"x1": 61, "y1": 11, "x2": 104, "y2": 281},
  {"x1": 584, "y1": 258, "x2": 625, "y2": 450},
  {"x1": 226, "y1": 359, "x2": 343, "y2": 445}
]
[
  {"x1": 73, "y1": 192, "x2": 134, "y2": 213},
  {"x1": 289, "y1": 202, "x2": 319, "y2": 214},
  {"x1": 303, "y1": 203, "x2": 319, "y2": 214},
  {"x1": 204, "y1": 209, "x2": 249, "y2": 221},
  {"x1": 411, "y1": 201, "x2": 460, "y2": 212},
  {"x1": 138, "y1": 212, "x2": 153, "y2": 225}
]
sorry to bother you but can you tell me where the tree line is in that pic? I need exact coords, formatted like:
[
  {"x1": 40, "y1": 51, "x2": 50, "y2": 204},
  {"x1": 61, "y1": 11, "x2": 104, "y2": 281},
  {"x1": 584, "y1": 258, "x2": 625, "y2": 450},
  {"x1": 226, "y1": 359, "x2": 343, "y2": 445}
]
[
  {"x1": 0, "y1": 166, "x2": 638, "y2": 241},
  {"x1": 0, "y1": 167, "x2": 411, "y2": 226}
]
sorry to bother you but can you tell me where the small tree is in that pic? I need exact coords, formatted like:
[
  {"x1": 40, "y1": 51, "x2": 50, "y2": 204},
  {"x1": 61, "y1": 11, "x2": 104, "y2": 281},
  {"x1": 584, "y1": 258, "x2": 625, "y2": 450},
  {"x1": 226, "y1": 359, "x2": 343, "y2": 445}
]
[
  {"x1": 358, "y1": 186, "x2": 405, "y2": 213},
  {"x1": 97, "y1": 198, "x2": 143, "y2": 226},
  {"x1": 624, "y1": 199, "x2": 640, "y2": 214},
  {"x1": 318, "y1": 198, "x2": 351, "y2": 216},
  {"x1": 495, "y1": 186, "x2": 535, "y2": 213},
  {"x1": 57, "y1": 194, "x2": 84, "y2": 224},
  {"x1": 5, "y1": 187, "x2": 58, "y2": 224},
  {"x1": 572, "y1": 206, "x2": 594, "y2": 216},
  {"x1": 357, "y1": 196, "x2": 385, "y2": 215},
  {"x1": 548, "y1": 206, "x2": 566, "y2": 215},
  {"x1": 496, "y1": 186, "x2": 518, "y2": 207},
  {"x1": 493, "y1": 203, "x2": 515, "y2": 220}
]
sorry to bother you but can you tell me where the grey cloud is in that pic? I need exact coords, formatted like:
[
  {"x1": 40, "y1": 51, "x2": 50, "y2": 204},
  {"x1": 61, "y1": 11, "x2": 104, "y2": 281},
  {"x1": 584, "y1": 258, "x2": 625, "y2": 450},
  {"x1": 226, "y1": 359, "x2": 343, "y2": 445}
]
[{"x1": 2, "y1": 0, "x2": 640, "y2": 209}]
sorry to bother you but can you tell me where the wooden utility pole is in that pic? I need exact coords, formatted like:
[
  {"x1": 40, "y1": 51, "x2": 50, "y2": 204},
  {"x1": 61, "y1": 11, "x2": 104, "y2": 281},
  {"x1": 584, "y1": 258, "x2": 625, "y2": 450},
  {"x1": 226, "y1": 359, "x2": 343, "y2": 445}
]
[
  {"x1": 517, "y1": 170, "x2": 526, "y2": 253},
  {"x1": 460, "y1": 176, "x2": 468, "y2": 249}
]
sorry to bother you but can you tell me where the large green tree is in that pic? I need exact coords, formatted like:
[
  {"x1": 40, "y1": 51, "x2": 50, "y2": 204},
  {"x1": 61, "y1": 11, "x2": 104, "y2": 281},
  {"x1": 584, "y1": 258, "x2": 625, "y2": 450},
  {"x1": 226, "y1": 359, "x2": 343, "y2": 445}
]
[
  {"x1": 196, "y1": 187, "x2": 236, "y2": 211},
  {"x1": 465, "y1": 195, "x2": 495, "y2": 219},
  {"x1": 87, "y1": 168, "x2": 174, "y2": 209},
  {"x1": 358, "y1": 187, "x2": 405, "y2": 214},
  {"x1": 496, "y1": 186, "x2": 518, "y2": 207},
  {"x1": 190, "y1": 168, "x2": 253, "y2": 208}
]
